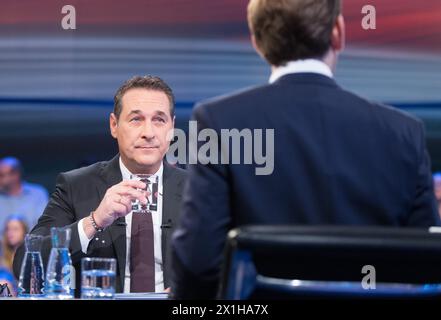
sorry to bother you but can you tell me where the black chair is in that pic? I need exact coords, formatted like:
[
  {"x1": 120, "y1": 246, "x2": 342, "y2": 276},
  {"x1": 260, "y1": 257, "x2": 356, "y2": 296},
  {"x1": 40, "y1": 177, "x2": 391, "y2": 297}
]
[{"x1": 220, "y1": 225, "x2": 441, "y2": 299}]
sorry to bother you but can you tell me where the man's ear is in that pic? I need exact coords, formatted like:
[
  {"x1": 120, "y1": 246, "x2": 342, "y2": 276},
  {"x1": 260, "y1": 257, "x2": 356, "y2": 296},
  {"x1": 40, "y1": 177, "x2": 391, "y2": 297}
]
[
  {"x1": 331, "y1": 14, "x2": 345, "y2": 52},
  {"x1": 110, "y1": 113, "x2": 118, "y2": 139}
]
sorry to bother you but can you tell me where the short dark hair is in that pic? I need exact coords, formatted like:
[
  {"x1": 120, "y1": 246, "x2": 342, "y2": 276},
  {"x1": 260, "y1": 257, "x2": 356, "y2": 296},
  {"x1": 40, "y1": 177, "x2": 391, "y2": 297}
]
[
  {"x1": 113, "y1": 75, "x2": 175, "y2": 119},
  {"x1": 247, "y1": 0, "x2": 341, "y2": 66}
]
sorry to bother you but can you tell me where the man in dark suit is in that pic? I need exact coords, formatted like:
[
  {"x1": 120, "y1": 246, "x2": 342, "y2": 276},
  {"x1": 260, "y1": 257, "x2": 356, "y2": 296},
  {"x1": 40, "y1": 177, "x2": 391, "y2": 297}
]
[
  {"x1": 13, "y1": 76, "x2": 187, "y2": 296},
  {"x1": 171, "y1": 0, "x2": 441, "y2": 299}
]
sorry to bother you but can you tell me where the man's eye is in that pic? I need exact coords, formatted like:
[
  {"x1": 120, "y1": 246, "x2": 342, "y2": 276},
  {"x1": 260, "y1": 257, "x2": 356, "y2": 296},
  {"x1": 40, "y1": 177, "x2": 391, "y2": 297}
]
[
  {"x1": 130, "y1": 117, "x2": 141, "y2": 122},
  {"x1": 153, "y1": 117, "x2": 166, "y2": 123}
]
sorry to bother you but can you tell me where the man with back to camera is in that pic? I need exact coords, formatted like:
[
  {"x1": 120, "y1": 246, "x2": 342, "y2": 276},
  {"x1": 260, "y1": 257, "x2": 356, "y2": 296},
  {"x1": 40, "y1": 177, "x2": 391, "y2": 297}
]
[
  {"x1": 13, "y1": 75, "x2": 187, "y2": 296},
  {"x1": 171, "y1": 0, "x2": 441, "y2": 299}
]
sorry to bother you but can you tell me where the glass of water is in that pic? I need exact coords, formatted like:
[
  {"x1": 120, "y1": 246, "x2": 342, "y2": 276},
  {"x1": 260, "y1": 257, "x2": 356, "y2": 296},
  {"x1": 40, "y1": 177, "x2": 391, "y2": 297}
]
[
  {"x1": 130, "y1": 174, "x2": 158, "y2": 213},
  {"x1": 18, "y1": 234, "x2": 45, "y2": 298},
  {"x1": 81, "y1": 257, "x2": 116, "y2": 299},
  {"x1": 45, "y1": 227, "x2": 73, "y2": 299}
]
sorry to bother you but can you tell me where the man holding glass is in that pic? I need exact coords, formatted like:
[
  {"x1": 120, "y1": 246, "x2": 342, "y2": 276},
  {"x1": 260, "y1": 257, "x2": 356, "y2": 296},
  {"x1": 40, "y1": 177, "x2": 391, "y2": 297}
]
[{"x1": 13, "y1": 76, "x2": 187, "y2": 296}]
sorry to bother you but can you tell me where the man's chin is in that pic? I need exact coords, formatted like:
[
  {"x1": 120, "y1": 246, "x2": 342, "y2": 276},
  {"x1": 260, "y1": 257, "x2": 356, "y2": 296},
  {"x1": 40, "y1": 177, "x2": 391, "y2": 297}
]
[{"x1": 133, "y1": 155, "x2": 162, "y2": 169}]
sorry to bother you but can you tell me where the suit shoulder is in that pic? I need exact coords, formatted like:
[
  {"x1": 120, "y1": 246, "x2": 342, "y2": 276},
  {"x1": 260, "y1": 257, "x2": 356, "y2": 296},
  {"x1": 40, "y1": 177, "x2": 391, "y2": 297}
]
[
  {"x1": 340, "y1": 88, "x2": 424, "y2": 130},
  {"x1": 376, "y1": 102, "x2": 422, "y2": 127},
  {"x1": 194, "y1": 84, "x2": 270, "y2": 115},
  {"x1": 59, "y1": 160, "x2": 108, "y2": 183}
]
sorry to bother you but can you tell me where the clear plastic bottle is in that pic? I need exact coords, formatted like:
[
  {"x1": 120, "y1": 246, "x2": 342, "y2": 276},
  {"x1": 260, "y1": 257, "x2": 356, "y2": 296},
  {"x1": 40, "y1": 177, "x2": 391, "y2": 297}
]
[
  {"x1": 45, "y1": 227, "x2": 74, "y2": 299},
  {"x1": 17, "y1": 234, "x2": 45, "y2": 298}
]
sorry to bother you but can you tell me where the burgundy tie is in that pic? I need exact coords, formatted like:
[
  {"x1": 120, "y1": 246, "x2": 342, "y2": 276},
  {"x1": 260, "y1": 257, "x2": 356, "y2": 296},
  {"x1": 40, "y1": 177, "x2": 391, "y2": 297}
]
[{"x1": 130, "y1": 179, "x2": 155, "y2": 292}]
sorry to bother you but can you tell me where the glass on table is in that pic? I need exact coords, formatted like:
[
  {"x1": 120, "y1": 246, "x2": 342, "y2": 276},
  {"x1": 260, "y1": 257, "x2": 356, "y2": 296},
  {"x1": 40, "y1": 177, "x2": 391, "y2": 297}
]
[
  {"x1": 81, "y1": 257, "x2": 116, "y2": 299},
  {"x1": 45, "y1": 226, "x2": 73, "y2": 299},
  {"x1": 18, "y1": 234, "x2": 45, "y2": 298}
]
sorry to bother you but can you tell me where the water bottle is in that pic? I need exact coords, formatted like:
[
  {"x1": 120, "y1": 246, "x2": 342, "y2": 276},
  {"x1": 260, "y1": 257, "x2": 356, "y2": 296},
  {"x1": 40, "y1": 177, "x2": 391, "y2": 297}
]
[
  {"x1": 18, "y1": 234, "x2": 45, "y2": 298},
  {"x1": 45, "y1": 227, "x2": 74, "y2": 299}
]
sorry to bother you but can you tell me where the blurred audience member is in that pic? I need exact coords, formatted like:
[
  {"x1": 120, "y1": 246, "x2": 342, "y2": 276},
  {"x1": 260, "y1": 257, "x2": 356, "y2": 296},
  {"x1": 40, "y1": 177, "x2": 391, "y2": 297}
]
[
  {"x1": 0, "y1": 157, "x2": 49, "y2": 230},
  {"x1": 433, "y1": 172, "x2": 441, "y2": 218},
  {"x1": 0, "y1": 266, "x2": 17, "y2": 297},
  {"x1": 0, "y1": 239, "x2": 18, "y2": 296},
  {"x1": 1, "y1": 215, "x2": 28, "y2": 271}
]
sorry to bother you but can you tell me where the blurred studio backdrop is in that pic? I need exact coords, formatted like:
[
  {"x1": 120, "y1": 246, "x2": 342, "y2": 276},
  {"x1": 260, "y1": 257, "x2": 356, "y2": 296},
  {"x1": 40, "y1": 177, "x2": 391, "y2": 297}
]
[{"x1": 0, "y1": 0, "x2": 440, "y2": 193}]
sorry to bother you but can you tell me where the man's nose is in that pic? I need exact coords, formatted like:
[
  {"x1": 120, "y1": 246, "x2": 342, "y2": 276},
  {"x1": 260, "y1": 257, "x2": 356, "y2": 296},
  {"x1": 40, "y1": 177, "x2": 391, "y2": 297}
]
[{"x1": 141, "y1": 121, "x2": 155, "y2": 139}]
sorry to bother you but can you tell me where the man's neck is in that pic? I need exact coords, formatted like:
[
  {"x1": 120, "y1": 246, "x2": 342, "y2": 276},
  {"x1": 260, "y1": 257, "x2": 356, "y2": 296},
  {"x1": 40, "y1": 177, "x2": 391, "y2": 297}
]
[
  {"x1": 120, "y1": 157, "x2": 161, "y2": 175},
  {"x1": 322, "y1": 50, "x2": 337, "y2": 73},
  {"x1": 271, "y1": 51, "x2": 337, "y2": 74}
]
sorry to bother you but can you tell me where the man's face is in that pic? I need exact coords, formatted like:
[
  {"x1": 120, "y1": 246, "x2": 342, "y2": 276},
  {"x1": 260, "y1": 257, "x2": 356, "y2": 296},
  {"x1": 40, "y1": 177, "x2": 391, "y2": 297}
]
[
  {"x1": 110, "y1": 88, "x2": 174, "y2": 173},
  {"x1": 0, "y1": 164, "x2": 20, "y2": 193}
]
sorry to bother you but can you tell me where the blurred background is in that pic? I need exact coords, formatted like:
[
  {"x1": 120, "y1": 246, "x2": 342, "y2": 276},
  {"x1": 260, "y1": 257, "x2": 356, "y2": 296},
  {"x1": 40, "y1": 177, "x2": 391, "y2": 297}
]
[{"x1": 0, "y1": 0, "x2": 440, "y2": 192}]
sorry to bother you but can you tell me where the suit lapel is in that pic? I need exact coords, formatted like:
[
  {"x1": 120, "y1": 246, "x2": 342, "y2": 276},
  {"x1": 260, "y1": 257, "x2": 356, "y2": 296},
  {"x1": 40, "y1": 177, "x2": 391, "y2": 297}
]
[
  {"x1": 97, "y1": 155, "x2": 126, "y2": 290},
  {"x1": 161, "y1": 163, "x2": 183, "y2": 278}
]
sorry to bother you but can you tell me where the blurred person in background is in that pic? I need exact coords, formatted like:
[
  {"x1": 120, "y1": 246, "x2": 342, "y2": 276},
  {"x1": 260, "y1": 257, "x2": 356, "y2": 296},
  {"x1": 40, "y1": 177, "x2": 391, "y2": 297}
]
[
  {"x1": 0, "y1": 157, "x2": 49, "y2": 231},
  {"x1": 433, "y1": 172, "x2": 441, "y2": 218},
  {"x1": 1, "y1": 214, "x2": 28, "y2": 272},
  {"x1": 0, "y1": 239, "x2": 18, "y2": 296}
]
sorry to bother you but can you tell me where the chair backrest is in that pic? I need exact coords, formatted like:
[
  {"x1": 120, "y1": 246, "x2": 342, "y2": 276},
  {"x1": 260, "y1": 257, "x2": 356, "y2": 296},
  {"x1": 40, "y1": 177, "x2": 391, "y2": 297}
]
[{"x1": 220, "y1": 225, "x2": 441, "y2": 299}]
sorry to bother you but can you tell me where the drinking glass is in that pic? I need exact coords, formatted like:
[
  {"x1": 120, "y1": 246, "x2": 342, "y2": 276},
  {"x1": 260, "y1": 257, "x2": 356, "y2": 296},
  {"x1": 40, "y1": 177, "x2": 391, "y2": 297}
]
[
  {"x1": 130, "y1": 174, "x2": 158, "y2": 213},
  {"x1": 81, "y1": 257, "x2": 116, "y2": 299}
]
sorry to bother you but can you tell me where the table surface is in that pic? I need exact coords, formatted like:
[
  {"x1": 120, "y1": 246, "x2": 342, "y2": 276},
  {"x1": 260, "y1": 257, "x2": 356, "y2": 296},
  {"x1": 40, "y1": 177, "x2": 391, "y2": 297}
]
[{"x1": 0, "y1": 292, "x2": 170, "y2": 300}]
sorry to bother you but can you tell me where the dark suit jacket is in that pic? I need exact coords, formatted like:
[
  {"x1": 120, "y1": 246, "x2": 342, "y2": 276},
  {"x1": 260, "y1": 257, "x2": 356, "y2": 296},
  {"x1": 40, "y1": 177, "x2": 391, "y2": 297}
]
[
  {"x1": 172, "y1": 73, "x2": 441, "y2": 299},
  {"x1": 13, "y1": 155, "x2": 187, "y2": 296}
]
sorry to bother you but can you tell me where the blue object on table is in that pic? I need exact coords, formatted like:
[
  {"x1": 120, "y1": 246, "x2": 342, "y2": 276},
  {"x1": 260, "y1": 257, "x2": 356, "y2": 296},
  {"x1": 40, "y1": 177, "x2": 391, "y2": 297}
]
[{"x1": 45, "y1": 227, "x2": 74, "y2": 299}]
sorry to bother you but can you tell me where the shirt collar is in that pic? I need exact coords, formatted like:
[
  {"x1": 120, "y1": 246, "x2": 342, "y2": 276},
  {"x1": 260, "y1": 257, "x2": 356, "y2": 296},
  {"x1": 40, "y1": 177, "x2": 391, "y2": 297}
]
[
  {"x1": 119, "y1": 157, "x2": 163, "y2": 182},
  {"x1": 269, "y1": 59, "x2": 333, "y2": 84}
]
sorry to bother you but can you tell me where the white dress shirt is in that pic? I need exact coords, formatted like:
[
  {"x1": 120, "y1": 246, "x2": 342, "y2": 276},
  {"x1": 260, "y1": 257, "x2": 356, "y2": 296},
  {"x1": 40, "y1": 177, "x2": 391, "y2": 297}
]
[
  {"x1": 269, "y1": 59, "x2": 333, "y2": 84},
  {"x1": 78, "y1": 157, "x2": 164, "y2": 292}
]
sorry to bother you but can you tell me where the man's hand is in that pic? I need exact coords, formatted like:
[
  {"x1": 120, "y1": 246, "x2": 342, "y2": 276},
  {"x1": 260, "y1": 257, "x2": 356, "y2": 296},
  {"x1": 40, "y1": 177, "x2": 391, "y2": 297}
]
[{"x1": 83, "y1": 180, "x2": 148, "y2": 238}]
